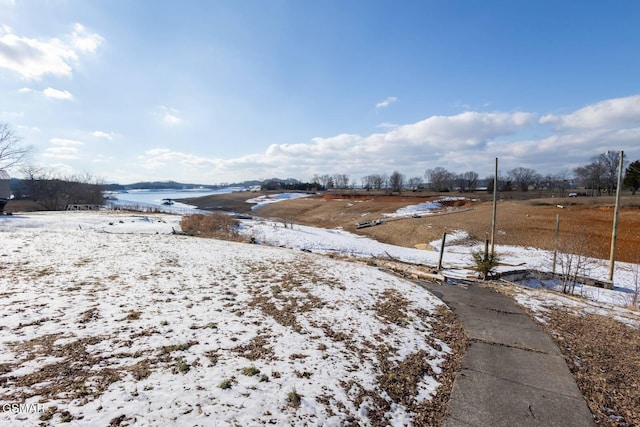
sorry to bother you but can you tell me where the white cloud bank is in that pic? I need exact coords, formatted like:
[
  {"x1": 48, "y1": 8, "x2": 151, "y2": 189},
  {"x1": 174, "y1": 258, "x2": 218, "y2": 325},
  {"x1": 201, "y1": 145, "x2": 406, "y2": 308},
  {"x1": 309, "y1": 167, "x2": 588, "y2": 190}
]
[
  {"x1": 40, "y1": 93, "x2": 640, "y2": 184},
  {"x1": 0, "y1": 23, "x2": 103, "y2": 79},
  {"x1": 540, "y1": 94, "x2": 640, "y2": 130}
]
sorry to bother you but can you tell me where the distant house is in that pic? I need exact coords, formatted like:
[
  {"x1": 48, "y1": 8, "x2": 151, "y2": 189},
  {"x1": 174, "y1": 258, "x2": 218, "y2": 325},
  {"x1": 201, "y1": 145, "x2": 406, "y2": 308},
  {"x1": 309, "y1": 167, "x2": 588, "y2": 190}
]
[{"x1": 0, "y1": 169, "x2": 10, "y2": 213}]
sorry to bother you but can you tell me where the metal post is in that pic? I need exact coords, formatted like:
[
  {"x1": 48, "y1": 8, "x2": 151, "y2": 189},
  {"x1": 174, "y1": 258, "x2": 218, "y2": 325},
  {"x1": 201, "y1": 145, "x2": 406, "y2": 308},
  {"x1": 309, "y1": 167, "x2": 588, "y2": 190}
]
[
  {"x1": 552, "y1": 214, "x2": 560, "y2": 275},
  {"x1": 490, "y1": 158, "x2": 498, "y2": 256},
  {"x1": 437, "y1": 230, "x2": 447, "y2": 270},
  {"x1": 608, "y1": 150, "x2": 624, "y2": 282}
]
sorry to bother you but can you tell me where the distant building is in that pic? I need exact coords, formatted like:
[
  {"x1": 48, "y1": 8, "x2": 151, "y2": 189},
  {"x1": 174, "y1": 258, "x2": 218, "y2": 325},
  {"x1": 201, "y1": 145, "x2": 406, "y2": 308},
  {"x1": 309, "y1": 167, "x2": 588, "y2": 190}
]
[{"x1": 0, "y1": 169, "x2": 10, "y2": 213}]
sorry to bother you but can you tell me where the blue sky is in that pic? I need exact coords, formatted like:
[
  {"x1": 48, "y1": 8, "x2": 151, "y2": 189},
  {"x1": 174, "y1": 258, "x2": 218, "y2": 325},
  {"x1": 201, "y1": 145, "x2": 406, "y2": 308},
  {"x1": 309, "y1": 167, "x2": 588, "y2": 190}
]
[{"x1": 1, "y1": 0, "x2": 639, "y2": 184}]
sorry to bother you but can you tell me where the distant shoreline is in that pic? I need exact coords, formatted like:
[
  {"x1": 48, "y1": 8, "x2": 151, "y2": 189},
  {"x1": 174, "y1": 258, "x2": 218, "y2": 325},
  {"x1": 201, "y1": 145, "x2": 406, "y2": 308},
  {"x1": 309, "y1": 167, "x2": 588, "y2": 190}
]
[{"x1": 177, "y1": 190, "x2": 262, "y2": 213}]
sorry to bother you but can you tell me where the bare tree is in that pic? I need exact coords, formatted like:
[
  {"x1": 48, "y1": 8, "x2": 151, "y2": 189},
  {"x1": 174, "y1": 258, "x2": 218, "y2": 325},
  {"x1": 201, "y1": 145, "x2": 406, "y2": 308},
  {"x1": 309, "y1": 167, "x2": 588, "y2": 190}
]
[
  {"x1": 18, "y1": 168, "x2": 104, "y2": 210},
  {"x1": 575, "y1": 152, "x2": 626, "y2": 196},
  {"x1": 486, "y1": 174, "x2": 511, "y2": 192},
  {"x1": 0, "y1": 123, "x2": 31, "y2": 170},
  {"x1": 574, "y1": 162, "x2": 605, "y2": 196},
  {"x1": 407, "y1": 176, "x2": 423, "y2": 190},
  {"x1": 460, "y1": 171, "x2": 478, "y2": 192},
  {"x1": 389, "y1": 171, "x2": 405, "y2": 193},
  {"x1": 556, "y1": 229, "x2": 596, "y2": 295},
  {"x1": 333, "y1": 173, "x2": 349, "y2": 189},
  {"x1": 313, "y1": 174, "x2": 332, "y2": 190},
  {"x1": 598, "y1": 151, "x2": 625, "y2": 195},
  {"x1": 426, "y1": 167, "x2": 456, "y2": 191},
  {"x1": 507, "y1": 167, "x2": 538, "y2": 192}
]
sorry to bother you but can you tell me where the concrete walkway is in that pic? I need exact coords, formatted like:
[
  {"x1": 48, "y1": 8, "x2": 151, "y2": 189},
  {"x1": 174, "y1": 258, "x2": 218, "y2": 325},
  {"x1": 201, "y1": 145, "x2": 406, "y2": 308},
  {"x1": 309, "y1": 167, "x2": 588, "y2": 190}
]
[{"x1": 417, "y1": 281, "x2": 595, "y2": 427}]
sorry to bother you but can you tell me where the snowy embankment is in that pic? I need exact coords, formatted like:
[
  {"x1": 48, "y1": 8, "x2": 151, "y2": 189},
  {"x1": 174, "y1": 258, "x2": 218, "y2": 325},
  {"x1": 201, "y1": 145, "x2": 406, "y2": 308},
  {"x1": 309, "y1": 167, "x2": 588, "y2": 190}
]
[
  {"x1": 246, "y1": 193, "x2": 312, "y2": 210},
  {"x1": 239, "y1": 200, "x2": 639, "y2": 310},
  {"x1": 0, "y1": 212, "x2": 453, "y2": 426}
]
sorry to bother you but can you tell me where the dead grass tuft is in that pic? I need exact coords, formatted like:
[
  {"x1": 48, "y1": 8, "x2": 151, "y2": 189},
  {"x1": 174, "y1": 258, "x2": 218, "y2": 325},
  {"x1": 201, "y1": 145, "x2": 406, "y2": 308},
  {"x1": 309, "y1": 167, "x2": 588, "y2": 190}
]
[
  {"x1": 374, "y1": 288, "x2": 411, "y2": 325},
  {"x1": 232, "y1": 334, "x2": 275, "y2": 361}
]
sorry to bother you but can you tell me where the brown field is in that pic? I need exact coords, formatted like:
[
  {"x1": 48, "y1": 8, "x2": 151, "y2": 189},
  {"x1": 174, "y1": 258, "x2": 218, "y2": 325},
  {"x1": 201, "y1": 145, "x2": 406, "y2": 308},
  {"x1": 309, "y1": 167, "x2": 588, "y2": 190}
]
[{"x1": 186, "y1": 191, "x2": 640, "y2": 264}]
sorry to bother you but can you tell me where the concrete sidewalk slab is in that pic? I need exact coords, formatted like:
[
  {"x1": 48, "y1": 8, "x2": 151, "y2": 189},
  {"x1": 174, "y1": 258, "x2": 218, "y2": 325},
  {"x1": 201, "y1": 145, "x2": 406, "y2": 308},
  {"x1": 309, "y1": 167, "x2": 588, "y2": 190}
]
[
  {"x1": 463, "y1": 342, "x2": 583, "y2": 399},
  {"x1": 416, "y1": 280, "x2": 595, "y2": 427},
  {"x1": 444, "y1": 368, "x2": 595, "y2": 427}
]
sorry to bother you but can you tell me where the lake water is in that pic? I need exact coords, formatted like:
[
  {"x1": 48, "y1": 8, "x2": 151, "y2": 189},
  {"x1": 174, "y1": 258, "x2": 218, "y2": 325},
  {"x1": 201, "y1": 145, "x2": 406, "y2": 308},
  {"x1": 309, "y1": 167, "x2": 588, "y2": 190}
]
[{"x1": 108, "y1": 187, "x2": 246, "y2": 212}]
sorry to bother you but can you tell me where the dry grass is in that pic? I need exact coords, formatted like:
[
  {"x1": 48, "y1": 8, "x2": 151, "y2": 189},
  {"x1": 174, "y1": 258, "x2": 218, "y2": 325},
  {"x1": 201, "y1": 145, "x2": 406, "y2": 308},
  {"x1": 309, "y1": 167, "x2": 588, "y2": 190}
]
[
  {"x1": 254, "y1": 194, "x2": 640, "y2": 263},
  {"x1": 180, "y1": 212, "x2": 241, "y2": 240},
  {"x1": 540, "y1": 308, "x2": 640, "y2": 426},
  {"x1": 0, "y1": 335, "x2": 121, "y2": 405},
  {"x1": 353, "y1": 305, "x2": 468, "y2": 426}
]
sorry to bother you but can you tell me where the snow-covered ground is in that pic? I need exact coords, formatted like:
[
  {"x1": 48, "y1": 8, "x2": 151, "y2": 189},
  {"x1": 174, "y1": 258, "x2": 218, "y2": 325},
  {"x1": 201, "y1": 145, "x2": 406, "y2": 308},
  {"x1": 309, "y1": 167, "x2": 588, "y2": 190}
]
[
  {"x1": 239, "y1": 218, "x2": 639, "y2": 309},
  {"x1": 0, "y1": 211, "x2": 451, "y2": 426},
  {"x1": 1, "y1": 207, "x2": 637, "y2": 425}
]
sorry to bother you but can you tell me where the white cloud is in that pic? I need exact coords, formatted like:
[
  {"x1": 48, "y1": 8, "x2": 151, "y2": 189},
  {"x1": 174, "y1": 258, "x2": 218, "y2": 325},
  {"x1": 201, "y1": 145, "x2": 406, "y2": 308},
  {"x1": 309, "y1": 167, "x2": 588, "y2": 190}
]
[
  {"x1": 0, "y1": 24, "x2": 103, "y2": 80},
  {"x1": 139, "y1": 148, "x2": 220, "y2": 170},
  {"x1": 376, "y1": 122, "x2": 399, "y2": 129},
  {"x1": 70, "y1": 23, "x2": 104, "y2": 53},
  {"x1": 56, "y1": 93, "x2": 640, "y2": 184},
  {"x1": 43, "y1": 146, "x2": 79, "y2": 160},
  {"x1": 18, "y1": 87, "x2": 32, "y2": 93},
  {"x1": 0, "y1": 110, "x2": 24, "y2": 119},
  {"x1": 540, "y1": 94, "x2": 640, "y2": 130},
  {"x1": 155, "y1": 106, "x2": 182, "y2": 125},
  {"x1": 50, "y1": 138, "x2": 84, "y2": 146},
  {"x1": 376, "y1": 96, "x2": 397, "y2": 109},
  {"x1": 43, "y1": 87, "x2": 73, "y2": 100},
  {"x1": 134, "y1": 110, "x2": 538, "y2": 182},
  {"x1": 92, "y1": 131, "x2": 113, "y2": 140}
]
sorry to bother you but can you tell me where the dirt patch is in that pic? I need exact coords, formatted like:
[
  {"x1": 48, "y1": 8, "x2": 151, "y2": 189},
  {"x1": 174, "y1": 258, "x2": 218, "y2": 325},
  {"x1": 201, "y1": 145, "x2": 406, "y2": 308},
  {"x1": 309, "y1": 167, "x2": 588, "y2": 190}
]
[{"x1": 540, "y1": 309, "x2": 640, "y2": 426}]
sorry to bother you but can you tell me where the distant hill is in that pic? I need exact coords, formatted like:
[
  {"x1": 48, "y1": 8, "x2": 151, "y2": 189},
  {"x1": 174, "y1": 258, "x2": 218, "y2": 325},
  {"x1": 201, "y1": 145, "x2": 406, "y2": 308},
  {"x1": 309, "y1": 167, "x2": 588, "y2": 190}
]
[{"x1": 103, "y1": 178, "x2": 302, "y2": 191}]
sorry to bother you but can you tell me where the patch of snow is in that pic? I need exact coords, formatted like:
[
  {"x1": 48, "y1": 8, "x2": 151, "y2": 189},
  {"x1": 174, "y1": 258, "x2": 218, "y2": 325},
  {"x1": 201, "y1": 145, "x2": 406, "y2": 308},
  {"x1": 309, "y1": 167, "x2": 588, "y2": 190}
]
[
  {"x1": 246, "y1": 193, "x2": 313, "y2": 210},
  {"x1": 384, "y1": 197, "x2": 467, "y2": 218}
]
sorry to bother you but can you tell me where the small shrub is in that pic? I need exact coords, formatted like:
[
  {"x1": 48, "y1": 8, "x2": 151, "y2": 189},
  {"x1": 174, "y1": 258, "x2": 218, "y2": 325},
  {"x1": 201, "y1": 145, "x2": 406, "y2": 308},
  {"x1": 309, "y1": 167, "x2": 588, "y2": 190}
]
[
  {"x1": 125, "y1": 310, "x2": 141, "y2": 320},
  {"x1": 241, "y1": 365, "x2": 260, "y2": 376},
  {"x1": 174, "y1": 358, "x2": 190, "y2": 374},
  {"x1": 180, "y1": 213, "x2": 241, "y2": 241},
  {"x1": 471, "y1": 251, "x2": 500, "y2": 280},
  {"x1": 218, "y1": 378, "x2": 233, "y2": 390},
  {"x1": 287, "y1": 388, "x2": 302, "y2": 408}
]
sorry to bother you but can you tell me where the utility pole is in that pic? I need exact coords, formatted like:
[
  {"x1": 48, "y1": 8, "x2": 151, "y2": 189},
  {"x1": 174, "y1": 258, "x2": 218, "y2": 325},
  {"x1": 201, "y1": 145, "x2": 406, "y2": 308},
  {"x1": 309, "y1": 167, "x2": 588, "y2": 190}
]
[
  {"x1": 490, "y1": 158, "x2": 498, "y2": 256},
  {"x1": 608, "y1": 150, "x2": 624, "y2": 282}
]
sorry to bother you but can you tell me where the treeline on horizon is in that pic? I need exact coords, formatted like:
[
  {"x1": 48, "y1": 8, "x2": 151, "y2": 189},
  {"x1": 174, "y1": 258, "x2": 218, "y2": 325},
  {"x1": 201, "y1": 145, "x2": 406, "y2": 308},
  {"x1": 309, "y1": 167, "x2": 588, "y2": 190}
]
[{"x1": 5, "y1": 152, "x2": 640, "y2": 211}]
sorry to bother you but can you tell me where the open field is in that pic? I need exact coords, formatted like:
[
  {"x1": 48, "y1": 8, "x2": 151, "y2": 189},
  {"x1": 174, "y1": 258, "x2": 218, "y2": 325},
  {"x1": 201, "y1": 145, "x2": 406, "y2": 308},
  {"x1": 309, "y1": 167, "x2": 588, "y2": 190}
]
[
  {"x1": 248, "y1": 192, "x2": 640, "y2": 264},
  {"x1": 2, "y1": 198, "x2": 639, "y2": 425},
  {"x1": 0, "y1": 212, "x2": 464, "y2": 426}
]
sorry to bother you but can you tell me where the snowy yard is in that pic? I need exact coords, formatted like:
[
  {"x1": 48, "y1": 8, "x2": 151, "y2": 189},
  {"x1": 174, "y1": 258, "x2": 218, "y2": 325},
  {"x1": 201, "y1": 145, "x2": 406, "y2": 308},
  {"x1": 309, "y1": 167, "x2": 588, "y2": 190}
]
[{"x1": 0, "y1": 212, "x2": 457, "y2": 426}]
